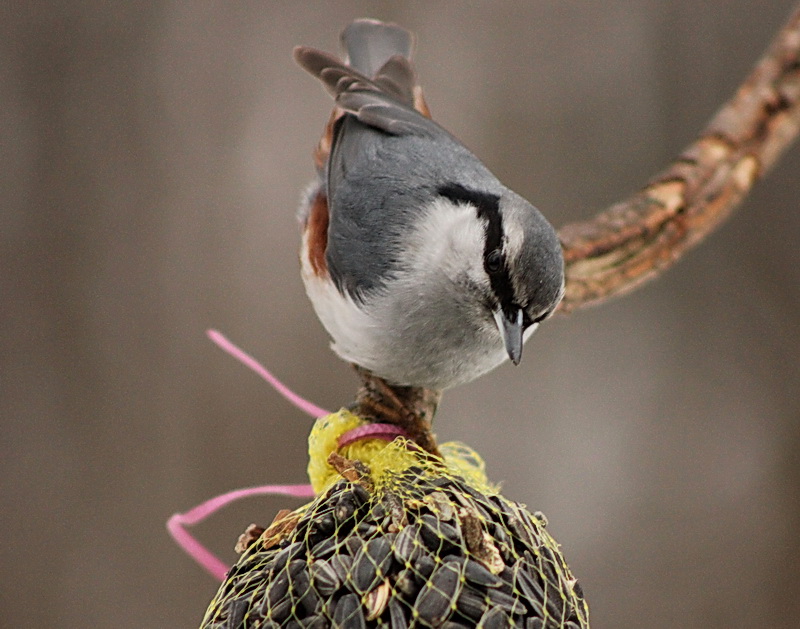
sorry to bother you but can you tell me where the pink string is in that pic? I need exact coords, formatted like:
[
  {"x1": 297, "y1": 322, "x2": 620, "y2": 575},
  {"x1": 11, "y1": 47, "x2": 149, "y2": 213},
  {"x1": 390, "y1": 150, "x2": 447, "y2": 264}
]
[
  {"x1": 169, "y1": 330, "x2": 407, "y2": 581},
  {"x1": 338, "y1": 422, "x2": 409, "y2": 447},
  {"x1": 167, "y1": 484, "x2": 316, "y2": 581},
  {"x1": 168, "y1": 331, "x2": 327, "y2": 580},
  {"x1": 207, "y1": 329, "x2": 329, "y2": 418}
]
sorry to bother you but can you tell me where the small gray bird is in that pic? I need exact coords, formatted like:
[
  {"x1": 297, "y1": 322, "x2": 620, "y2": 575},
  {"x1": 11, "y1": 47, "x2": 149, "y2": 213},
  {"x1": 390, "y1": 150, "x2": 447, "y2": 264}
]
[{"x1": 295, "y1": 19, "x2": 564, "y2": 391}]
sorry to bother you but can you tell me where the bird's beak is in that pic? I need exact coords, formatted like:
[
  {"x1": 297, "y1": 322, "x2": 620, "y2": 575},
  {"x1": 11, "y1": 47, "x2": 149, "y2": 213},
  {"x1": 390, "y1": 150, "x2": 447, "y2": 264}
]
[{"x1": 493, "y1": 307, "x2": 525, "y2": 365}]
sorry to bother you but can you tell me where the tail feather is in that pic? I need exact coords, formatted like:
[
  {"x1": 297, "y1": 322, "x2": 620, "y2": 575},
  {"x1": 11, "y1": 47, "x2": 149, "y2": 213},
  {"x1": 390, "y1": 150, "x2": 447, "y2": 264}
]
[
  {"x1": 341, "y1": 19, "x2": 413, "y2": 78},
  {"x1": 295, "y1": 19, "x2": 431, "y2": 172},
  {"x1": 371, "y1": 55, "x2": 416, "y2": 104}
]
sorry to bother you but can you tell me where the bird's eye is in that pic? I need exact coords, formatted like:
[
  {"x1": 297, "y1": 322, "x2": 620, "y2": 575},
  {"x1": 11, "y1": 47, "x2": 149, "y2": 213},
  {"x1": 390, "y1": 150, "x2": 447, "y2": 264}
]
[{"x1": 486, "y1": 249, "x2": 503, "y2": 273}]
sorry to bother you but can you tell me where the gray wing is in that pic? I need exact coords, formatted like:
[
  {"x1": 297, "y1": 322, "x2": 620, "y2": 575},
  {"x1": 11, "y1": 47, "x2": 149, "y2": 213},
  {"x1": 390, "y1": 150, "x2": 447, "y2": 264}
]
[{"x1": 295, "y1": 22, "x2": 499, "y2": 299}]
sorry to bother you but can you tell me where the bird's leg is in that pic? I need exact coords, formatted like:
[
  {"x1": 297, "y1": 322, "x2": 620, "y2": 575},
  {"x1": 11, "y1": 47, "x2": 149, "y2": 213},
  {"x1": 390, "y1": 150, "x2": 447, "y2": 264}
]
[{"x1": 351, "y1": 365, "x2": 442, "y2": 456}]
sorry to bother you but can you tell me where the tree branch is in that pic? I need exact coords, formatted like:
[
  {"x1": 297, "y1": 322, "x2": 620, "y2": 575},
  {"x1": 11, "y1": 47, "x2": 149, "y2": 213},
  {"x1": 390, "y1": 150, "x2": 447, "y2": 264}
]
[{"x1": 557, "y1": 4, "x2": 800, "y2": 313}]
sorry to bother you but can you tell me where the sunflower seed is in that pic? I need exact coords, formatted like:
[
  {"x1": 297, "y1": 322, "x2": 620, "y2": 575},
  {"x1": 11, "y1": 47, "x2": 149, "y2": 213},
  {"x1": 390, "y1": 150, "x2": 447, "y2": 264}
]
[
  {"x1": 449, "y1": 488, "x2": 476, "y2": 513},
  {"x1": 352, "y1": 555, "x2": 378, "y2": 594},
  {"x1": 333, "y1": 593, "x2": 365, "y2": 629},
  {"x1": 489, "y1": 495, "x2": 514, "y2": 515},
  {"x1": 370, "y1": 537, "x2": 394, "y2": 572},
  {"x1": 330, "y1": 554, "x2": 353, "y2": 584},
  {"x1": 352, "y1": 537, "x2": 393, "y2": 593},
  {"x1": 351, "y1": 483, "x2": 369, "y2": 504},
  {"x1": 430, "y1": 476, "x2": 455, "y2": 489},
  {"x1": 394, "y1": 568, "x2": 418, "y2": 597},
  {"x1": 265, "y1": 597, "x2": 291, "y2": 624},
  {"x1": 324, "y1": 480, "x2": 346, "y2": 499},
  {"x1": 381, "y1": 490, "x2": 407, "y2": 529},
  {"x1": 388, "y1": 598, "x2": 408, "y2": 629},
  {"x1": 522, "y1": 552, "x2": 565, "y2": 622},
  {"x1": 543, "y1": 594, "x2": 566, "y2": 626},
  {"x1": 291, "y1": 570, "x2": 321, "y2": 616},
  {"x1": 476, "y1": 606, "x2": 513, "y2": 628},
  {"x1": 287, "y1": 559, "x2": 306, "y2": 579},
  {"x1": 455, "y1": 587, "x2": 488, "y2": 621},
  {"x1": 419, "y1": 514, "x2": 461, "y2": 551},
  {"x1": 491, "y1": 521, "x2": 511, "y2": 548},
  {"x1": 473, "y1": 501, "x2": 496, "y2": 525},
  {"x1": 511, "y1": 562, "x2": 544, "y2": 616},
  {"x1": 356, "y1": 521, "x2": 378, "y2": 538},
  {"x1": 461, "y1": 484, "x2": 494, "y2": 510},
  {"x1": 309, "y1": 537, "x2": 339, "y2": 560},
  {"x1": 415, "y1": 554, "x2": 436, "y2": 579},
  {"x1": 519, "y1": 508, "x2": 543, "y2": 537},
  {"x1": 272, "y1": 542, "x2": 304, "y2": 574},
  {"x1": 485, "y1": 587, "x2": 525, "y2": 615},
  {"x1": 334, "y1": 494, "x2": 357, "y2": 523},
  {"x1": 262, "y1": 573, "x2": 290, "y2": 611},
  {"x1": 365, "y1": 579, "x2": 391, "y2": 621},
  {"x1": 538, "y1": 546, "x2": 561, "y2": 584},
  {"x1": 413, "y1": 561, "x2": 462, "y2": 625},
  {"x1": 464, "y1": 557, "x2": 503, "y2": 588},
  {"x1": 309, "y1": 559, "x2": 340, "y2": 596},
  {"x1": 225, "y1": 598, "x2": 248, "y2": 629},
  {"x1": 290, "y1": 567, "x2": 310, "y2": 597},
  {"x1": 392, "y1": 524, "x2": 424, "y2": 564},
  {"x1": 344, "y1": 535, "x2": 364, "y2": 555},
  {"x1": 496, "y1": 566, "x2": 514, "y2": 595},
  {"x1": 505, "y1": 514, "x2": 535, "y2": 551},
  {"x1": 301, "y1": 589, "x2": 322, "y2": 618},
  {"x1": 313, "y1": 511, "x2": 336, "y2": 536}
]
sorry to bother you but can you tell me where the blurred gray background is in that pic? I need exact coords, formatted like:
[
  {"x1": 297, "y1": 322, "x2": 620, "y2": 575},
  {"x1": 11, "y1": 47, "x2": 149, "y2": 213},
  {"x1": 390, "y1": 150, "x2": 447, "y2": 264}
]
[{"x1": 2, "y1": 1, "x2": 799, "y2": 627}]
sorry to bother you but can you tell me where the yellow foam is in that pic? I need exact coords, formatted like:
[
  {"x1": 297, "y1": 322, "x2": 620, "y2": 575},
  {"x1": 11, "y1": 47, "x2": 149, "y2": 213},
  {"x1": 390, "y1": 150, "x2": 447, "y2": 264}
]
[{"x1": 306, "y1": 409, "x2": 496, "y2": 495}]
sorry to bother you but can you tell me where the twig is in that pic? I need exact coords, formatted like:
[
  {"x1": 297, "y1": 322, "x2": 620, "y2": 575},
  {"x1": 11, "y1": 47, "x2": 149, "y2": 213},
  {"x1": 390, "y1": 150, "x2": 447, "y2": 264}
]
[
  {"x1": 352, "y1": 366, "x2": 441, "y2": 456},
  {"x1": 557, "y1": 4, "x2": 800, "y2": 313}
]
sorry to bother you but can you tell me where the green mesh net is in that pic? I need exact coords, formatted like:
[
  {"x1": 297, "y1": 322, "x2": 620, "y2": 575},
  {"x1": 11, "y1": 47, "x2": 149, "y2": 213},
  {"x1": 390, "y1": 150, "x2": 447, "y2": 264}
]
[{"x1": 200, "y1": 411, "x2": 589, "y2": 628}]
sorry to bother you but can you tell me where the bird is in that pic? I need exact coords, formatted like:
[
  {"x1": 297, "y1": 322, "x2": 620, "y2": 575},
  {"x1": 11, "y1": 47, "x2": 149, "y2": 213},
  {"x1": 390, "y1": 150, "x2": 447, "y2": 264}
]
[{"x1": 295, "y1": 19, "x2": 564, "y2": 391}]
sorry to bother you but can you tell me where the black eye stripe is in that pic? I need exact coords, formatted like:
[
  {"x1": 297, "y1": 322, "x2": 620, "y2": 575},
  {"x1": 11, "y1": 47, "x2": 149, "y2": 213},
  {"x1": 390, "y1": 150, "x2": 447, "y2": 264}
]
[
  {"x1": 437, "y1": 183, "x2": 517, "y2": 315},
  {"x1": 437, "y1": 182, "x2": 499, "y2": 213}
]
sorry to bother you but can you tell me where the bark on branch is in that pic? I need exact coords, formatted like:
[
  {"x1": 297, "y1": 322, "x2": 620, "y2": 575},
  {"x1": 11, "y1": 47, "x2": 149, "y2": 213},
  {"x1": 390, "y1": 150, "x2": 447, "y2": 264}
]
[{"x1": 557, "y1": 5, "x2": 800, "y2": 313}]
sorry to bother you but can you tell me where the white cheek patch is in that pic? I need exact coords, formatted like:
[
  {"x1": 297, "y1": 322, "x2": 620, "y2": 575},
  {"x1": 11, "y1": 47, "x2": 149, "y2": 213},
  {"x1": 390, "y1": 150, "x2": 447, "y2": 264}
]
[
  {"x1": 503, "y1": 214, "x2": 525, "y2": 260},
  {"x1": 501, "y1": 211, "x2": 534, "y2": 305},
  {"x1": 405, "y1": 197, "x2": 487, "y2": 281}
]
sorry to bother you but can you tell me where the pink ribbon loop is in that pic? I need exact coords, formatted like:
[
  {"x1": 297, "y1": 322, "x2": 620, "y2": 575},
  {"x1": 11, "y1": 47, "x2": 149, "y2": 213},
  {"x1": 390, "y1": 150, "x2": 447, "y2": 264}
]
[
  {"x1": 167, "y1": 484, "x2": 316, "y2": 581},
  {"x1": 169, "y1": 330, "x2": 409, "y2": 581}
]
